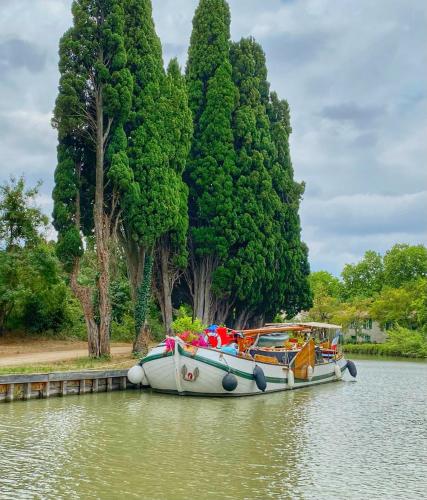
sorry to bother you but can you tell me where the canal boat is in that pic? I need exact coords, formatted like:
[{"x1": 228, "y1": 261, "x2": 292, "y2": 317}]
[{"x1": 128, "y1": 323, "x2": 357, "y2": 396}]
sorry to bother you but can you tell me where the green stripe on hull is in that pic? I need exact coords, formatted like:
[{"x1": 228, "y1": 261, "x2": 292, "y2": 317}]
[{"x1": 140, "y1": 350, "x2": 173, "y2": 365}]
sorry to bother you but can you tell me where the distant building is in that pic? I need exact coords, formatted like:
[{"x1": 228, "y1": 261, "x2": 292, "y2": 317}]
[
  {"x1": 290, "y1": 311, "x2": 388, "y2": 344},
  {"x1": 343, "y1": 319, "x2": 387, "y2": 344}
]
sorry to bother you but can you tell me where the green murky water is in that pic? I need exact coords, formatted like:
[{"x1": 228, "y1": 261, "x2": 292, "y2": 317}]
[{"x1": 1, "y1": 358, "x2": 426, "y2": 499}]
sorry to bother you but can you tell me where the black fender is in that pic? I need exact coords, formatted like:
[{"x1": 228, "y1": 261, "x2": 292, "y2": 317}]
[
  {"x1": 222, "y1": 372, "x2": 238, "y2": 391},
  {"x1": 253, "y1": 365, "x2": 267, "y2": 392},
  {"x1": 346, "y1": 359, "x2": 357, "y2": 378}
]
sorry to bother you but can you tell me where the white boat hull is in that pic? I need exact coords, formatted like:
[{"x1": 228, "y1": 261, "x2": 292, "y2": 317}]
[{"x1": 141, "y1": 340, "x2": 348, "y2": 396}]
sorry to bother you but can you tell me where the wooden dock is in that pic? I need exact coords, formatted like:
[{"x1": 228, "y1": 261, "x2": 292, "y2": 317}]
[{"x1": 0, "y1": 369, "x2": 139, "y2": 403}]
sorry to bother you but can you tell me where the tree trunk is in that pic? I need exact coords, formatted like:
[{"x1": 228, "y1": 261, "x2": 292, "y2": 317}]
[
  {"x1": 123, "y1": 236, "x2": 145, "y2": 304},
  {"x1": 71, "y1": 166, "x2": 99, "y2": 357},
  {"x1": 0, "y1": 303, "x2": 14, "y2": 336},
  {"x1": 153, "y1": 236, "x2": 186, "y2": 336},
  {"x1": 250, "y1": 314, "x2": 265, "y2": 329},
  {"x1": 94, "y1": 87, "x2": 111, "y2": 356},
  {"x1": 234, "y1": 308, "x2": 252, "y2": 330},
  {"x1": 133, "y1": 324, "x2": 151, "y2": 355},
  {"x1": 70, "y1": 258, "x2": 99, "y2": 357},
  {"x1": 159, "y1": 244, "x2": 174, "y2": 335},
  {"x1": 214, "y1": 299, "x2": 233, "y2": 326},
  {"x1": 121, "y1": 234, "x2": 153, "y2": 354},
  {"x1": 133, "y1": 252, "x2": 154, "y2": 355},
  {"x1": 190, "y1": 254, "x2": 217, "y2": 325},
  {"x1": 0, "y1": 307, "x2": 6, "y2": 336}
]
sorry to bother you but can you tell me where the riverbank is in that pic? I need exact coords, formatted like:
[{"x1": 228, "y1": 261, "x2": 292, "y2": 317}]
[
  {"x1": 0, "y1": 368, "x2": 140, "y2": 403},
  {"x1": 0, "y1": 334, "x2": 135, "y2": 374},
  {"x1": 0, "y1": 355, "x2": 136, "y2": 375},
  {"x1": 343, "y1": 343, "x2": 427, "y2": 359}
]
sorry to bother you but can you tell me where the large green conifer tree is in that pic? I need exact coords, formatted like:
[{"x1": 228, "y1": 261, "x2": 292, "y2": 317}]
[
  {"x1": 52, "y1": 0, "x2": 132, "y2": 356},
  {"x1": 109, "y1": 1, "x2": 192, "y2": 352},
  {"x1": 213, "y1": 37, "x2": 280, "y2": 327},
  {"x1": 216, "y1": 38, "x2": 312, "y2": 326},
  {"x1": 185, "y1": 0, "x2": 237, "y2": 324},
  {"x1": 266, "y1": 92, "x2": 313, "y2": 319},
  {"x1": 153, "y1": 59, "x2": 193, "y2": 334}
]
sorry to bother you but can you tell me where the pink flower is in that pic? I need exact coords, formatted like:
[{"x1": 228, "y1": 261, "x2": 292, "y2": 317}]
[{"x1": 165, "y1": 337, "x2": 175, "y2": 352}]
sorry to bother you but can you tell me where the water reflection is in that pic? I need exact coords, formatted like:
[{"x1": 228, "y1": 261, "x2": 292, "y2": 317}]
[{"x1": 1, "y1": 359, "x2": 426, "y2": 499}]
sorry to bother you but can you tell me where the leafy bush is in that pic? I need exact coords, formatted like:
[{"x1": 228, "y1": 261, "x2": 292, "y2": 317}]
[
  {"x1": 110, "y1": 278, "x2": 132, "y2": 323},
  {"x1": 56, "y1": 295, "x2": 87, "y2": 340},
  {"x1": 172, "y1": 306, "x2": 205, "y2": 334},
  {"x1": 386, "y1": 326, "x2": 427, "y2": 357},
  {"x1": 111, "y1": 313, "x2": 135, "y2": 342},
  {"x1": 22, "y1": 282, "x2": 69, "y2": 333}
]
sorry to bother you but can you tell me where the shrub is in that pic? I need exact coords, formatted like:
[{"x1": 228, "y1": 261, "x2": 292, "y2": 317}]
[
  {"x1": 111, "y1": 313, "x2": 135, "y2": 342},
  {"x1": 22, "y1": 282, "x2": 69, "y2": 333},
  {"x1": 386, "y1": 326, "x2": 427, "y2": 357},
  {"x1": 172, "y1": 306, "x2": 205, "y2": 334}
]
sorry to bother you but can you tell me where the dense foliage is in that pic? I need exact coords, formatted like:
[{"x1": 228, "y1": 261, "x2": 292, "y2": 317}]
[
  {"x1": 0, "y1": 178, "x2": 70, "y2": 335},
  {"x1": 184, "y1": 3, "x2": 311, "y2": 327},
  {"x1": 216, "y1": 37, "x2": 279, "y2": 327},
  {"x1": 184, "y1": 0, "x2": 237, "y2": 324},
  {"x1": 308, "y1": 244, "x2": 427, "y2": 357},
  {"x1": 108, "y1": 0, "x2": 193, "y2": 353}
]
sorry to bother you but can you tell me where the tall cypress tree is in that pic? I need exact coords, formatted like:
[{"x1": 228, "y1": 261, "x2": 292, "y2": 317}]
[
  {"x1": 153, "y1": 61, "x2": 193, "y2": 334},
  {"x1": 109, "y1": 1, "x2": 192, "y2": 352},
  {"x1": 266, "y1": 92, "x2": 313, "y2": 319},
  {"x1": 185, "y1": 0, "x2": 237, "y2": 324},
  {"x1": 213, "y1": 37, "x2": 279, "y2": 327},
  {"x1": 52, "y1": 0, "x2": 132, "y2": 356},
  {"x1": 214, "y1": 37, "x2": 312, "y2": 326}
]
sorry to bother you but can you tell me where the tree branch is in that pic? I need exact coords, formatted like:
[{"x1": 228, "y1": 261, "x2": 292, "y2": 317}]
[{"x1": 103, "y1": 117, "x2": 113, "y2": 145}]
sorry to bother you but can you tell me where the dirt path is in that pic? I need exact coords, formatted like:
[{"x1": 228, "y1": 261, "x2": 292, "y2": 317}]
[{"x1": 0, "y1": 337, "x2": 132, "y2": 367}]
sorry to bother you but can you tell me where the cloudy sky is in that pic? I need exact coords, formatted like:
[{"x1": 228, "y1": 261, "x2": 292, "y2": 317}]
[{"x1": 0, "y1": 0, "x2": 426, "y2": 274}]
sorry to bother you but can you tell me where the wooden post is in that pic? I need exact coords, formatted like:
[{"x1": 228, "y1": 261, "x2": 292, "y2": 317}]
[
  {"x1": 43, "y1": 381, "x2": 50, "y2": 398},
  {"x1": 120, "y1": 376, "x2": 127, "y2": 390},
  {"x1": 60, "y1": 380, "x2": 67, "y2": 396},
  {"x1": 92, "y1": 378, "x2": 99, "y2": 393},
  {"x1": 80, "y1": 379, "x2": 86, "y2": 395},
  {"x1": 24, "y1": 382, "x2": 32, "y2": 400},
  {"x1": 106, "y1": 377, "x2": 112, "y2": 392},
  {"x1": 6, "y1": 383, "x2": 14, "y2": 402}
]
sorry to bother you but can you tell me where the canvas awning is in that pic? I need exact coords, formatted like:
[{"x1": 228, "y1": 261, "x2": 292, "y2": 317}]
[{"x1": 265, "y1": 322, "x2": 342, "y2": 330}]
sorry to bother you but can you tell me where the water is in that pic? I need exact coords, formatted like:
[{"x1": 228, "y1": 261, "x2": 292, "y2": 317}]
[{"x1": 1, "y1": 358, "x2": 426, "y2": 500}]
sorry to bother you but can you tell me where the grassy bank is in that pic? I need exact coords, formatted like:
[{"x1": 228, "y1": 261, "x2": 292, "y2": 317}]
[
  {"x1": 343, "y1": 341, "x2": 427, "y2": 358},
  {"x1": 343, "y1": 326, "x2": 427, "y2": 359},
  {"x1": 0, "y1": 355, "x2": 136, "y2": 376}
]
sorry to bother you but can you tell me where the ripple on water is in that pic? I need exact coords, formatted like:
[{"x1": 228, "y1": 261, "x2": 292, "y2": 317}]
[{"x1": 0, "y1": 359, "x2": 426, "y2": 500}]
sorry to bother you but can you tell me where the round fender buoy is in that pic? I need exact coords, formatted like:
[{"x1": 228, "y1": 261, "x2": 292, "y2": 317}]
[
  {"x1": 253, "y1": 365, "x2": 267, "y2": 392},
  {"x1": 287, "y1": 369, "x2": 295, "y2": 389},
  {"x1": 127, "y1": 365, "x2": 144, "y2": 384},
  {"x1": 347, "y1": 360, "x2": 357, "y2": 378},
  {"x1": 334, "y1": 364, "x2": 342, "y2": 379},
  {"x1": 222, "y1": 372, "x2": 238, "y2": 392},
  {"x1": 307, "y1": 365, "x2": 314, "y2": 381}
]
